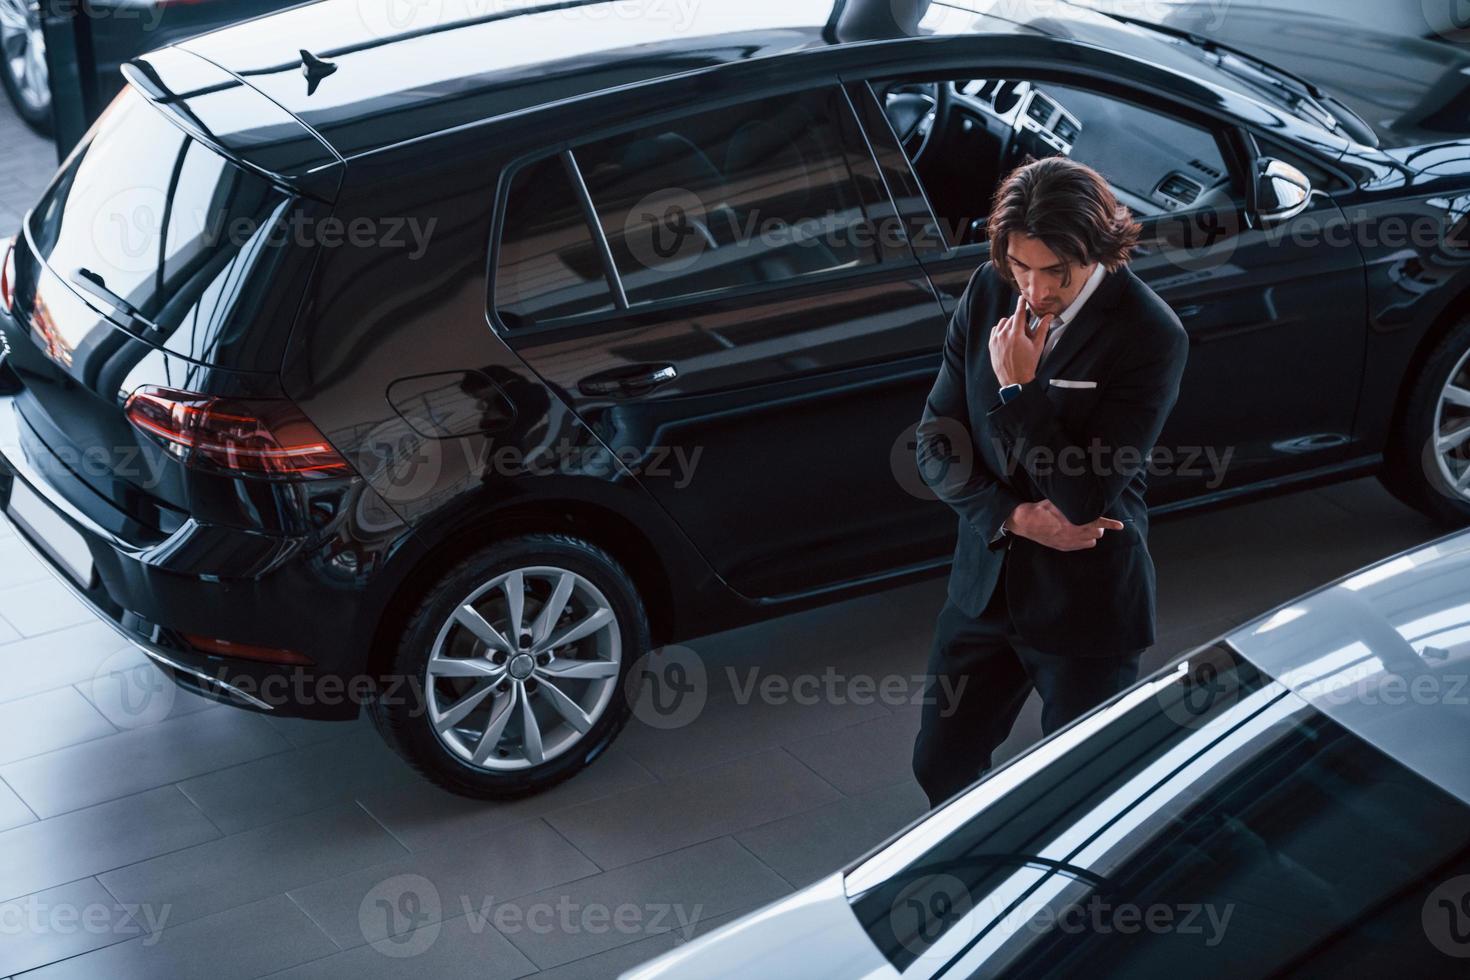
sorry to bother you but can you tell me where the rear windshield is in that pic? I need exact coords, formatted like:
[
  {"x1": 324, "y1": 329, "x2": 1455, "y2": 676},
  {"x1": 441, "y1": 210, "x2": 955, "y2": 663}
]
[{"x1": 26, "y1": 87, "x2": 310, "y2": 367}]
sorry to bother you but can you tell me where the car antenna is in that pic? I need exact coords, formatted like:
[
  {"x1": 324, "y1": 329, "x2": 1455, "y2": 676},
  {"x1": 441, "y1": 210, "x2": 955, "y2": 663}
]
[{"x1": 300, "y1": 49, "x2": 338, "y2": 96}]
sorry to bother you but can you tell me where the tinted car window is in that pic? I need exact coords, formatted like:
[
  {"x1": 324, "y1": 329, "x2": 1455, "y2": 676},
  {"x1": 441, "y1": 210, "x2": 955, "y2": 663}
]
[
  {"x1": 27, "y1": 87, "x2": 305, "y2": 364},
  {"x1": 872, "y1": 75, "x2": 1241, "y2": 252},
  {"x1": 493, "y1": 153, "x2": 615, "y2": 329},
  {"x1": 573, "y1": 85, "x2": 885, "y2": 305},
  {"x1": 1023, "y1": 81, "x2": 1240, "y2": 217}
]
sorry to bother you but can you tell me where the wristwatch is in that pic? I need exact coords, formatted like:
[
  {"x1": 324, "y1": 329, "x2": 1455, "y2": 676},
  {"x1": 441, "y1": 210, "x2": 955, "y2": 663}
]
[{"x1": 998, "y1": 382, "x2": 1024, "y2": 405}]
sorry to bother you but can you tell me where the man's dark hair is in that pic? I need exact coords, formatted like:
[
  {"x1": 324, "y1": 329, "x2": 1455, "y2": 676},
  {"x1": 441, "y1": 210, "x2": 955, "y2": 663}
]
[{"x1": 987, "y1": 157, "x2": 1141, "y2": 289}]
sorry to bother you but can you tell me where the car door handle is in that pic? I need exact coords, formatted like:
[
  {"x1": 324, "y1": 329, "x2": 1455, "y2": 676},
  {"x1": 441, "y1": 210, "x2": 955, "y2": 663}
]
[{"x1": 578, "y1": 363, "x2": 678, "y2": 397}]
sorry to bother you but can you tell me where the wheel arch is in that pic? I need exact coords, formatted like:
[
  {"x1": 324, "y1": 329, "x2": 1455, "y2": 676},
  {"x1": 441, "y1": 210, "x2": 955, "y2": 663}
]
[
  {"x1": 1384, "y1": 278, "x2": 1470, "y2": 452},
  {"x1": 362, "y1": 496, "x2": 681, "y2": 682}
]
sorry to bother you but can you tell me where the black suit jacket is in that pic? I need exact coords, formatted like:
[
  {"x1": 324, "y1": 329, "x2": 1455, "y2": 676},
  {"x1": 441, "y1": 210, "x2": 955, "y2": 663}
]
[{"x1": 915, "y1": 259, "x2": 1189, "y2": 656}]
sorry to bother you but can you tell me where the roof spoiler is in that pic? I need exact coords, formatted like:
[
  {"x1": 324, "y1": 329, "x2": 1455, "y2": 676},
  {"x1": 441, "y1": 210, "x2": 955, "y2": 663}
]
[{"x1": 121, "y1": 46, "x2": 343, "y2": 203}]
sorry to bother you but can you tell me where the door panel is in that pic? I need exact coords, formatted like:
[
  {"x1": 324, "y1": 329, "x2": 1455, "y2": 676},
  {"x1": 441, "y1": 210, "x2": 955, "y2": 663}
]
[
  {"x1": 492, "y1": 83, "x2": 956, "y2": 598},
  {"x1": 857, "y1": 71, "x2": 1367, "y2": 505}
]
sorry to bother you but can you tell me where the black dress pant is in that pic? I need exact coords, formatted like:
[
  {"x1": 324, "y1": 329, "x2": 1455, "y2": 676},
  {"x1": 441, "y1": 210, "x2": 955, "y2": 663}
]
[{"x1": 911, "y1": 555, "x2": 1144, "y2": 810}]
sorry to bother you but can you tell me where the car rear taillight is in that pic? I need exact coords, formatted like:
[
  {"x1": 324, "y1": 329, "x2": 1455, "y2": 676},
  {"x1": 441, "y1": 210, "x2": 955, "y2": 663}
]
[
  {"x1": 1, "y1": 236, "x2": 15, "y2": 313},
  {"x1": 123, "y1": 386, "x2": 351, "y2": 479}
]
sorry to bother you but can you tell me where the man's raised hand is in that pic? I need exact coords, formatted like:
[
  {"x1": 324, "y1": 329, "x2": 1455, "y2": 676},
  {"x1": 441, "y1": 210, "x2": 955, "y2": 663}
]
[
  {"x1": 1004, "y1": 499, "x2": 1124, "y2": 552},
  {"x1": 989, "y1": 295, "x2": 1051, "y2": 388}
]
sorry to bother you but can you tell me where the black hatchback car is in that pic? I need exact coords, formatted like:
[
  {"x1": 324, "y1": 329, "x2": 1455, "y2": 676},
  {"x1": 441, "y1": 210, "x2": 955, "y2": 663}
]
[{"x1": 0, "y1": 0, "x2": 1468, "y2": 799}]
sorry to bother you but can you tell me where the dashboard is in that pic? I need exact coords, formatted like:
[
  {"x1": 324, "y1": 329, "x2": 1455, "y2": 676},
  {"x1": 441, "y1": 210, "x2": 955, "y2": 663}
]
[
  {"x1": 955, "y1": 78, "x2": 1083, "y2": 156},
  {"x1": 948, "y1": 78, "x2": 1230, "y2": 217}
]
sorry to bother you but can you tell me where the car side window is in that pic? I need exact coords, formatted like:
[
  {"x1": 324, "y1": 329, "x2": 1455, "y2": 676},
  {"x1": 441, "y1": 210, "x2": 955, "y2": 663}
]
[
  {"x1": 494, "y1": 153, "x2": 615, "y2": 330},
  {"x1": 867, "y1": 75, "x2": 1243, "y2": 250},
  {"x1": 1021, "y1": 81, "x2": 1242, "y2": 218},
  {"x1": 571, "y1": 86, "x2": 887, "y2": 306}
]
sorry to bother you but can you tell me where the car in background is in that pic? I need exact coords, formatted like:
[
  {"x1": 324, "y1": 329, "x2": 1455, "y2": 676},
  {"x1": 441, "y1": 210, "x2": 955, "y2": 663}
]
[
  {"x1": 624, "y1": 528, "x2": 1470, "y2": 978},
  {"x1": 1, "y1": 0, "x2": 301, "y2": 134},
  {"x1": 1063, "y1": 0, "x2": 1470, "y2": 150},
  {"x1": 0, "y1": 0, "x2": 1468, "y2": 800}
]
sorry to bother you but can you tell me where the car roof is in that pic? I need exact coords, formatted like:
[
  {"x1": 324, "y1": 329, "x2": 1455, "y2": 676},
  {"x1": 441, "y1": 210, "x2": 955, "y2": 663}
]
[
  {"x1": 167, "y1": 0, "x2": 1008, "y2": 160},
  {"x1": 145, "y1": 0, "x2": 1354, "y2": 180}
]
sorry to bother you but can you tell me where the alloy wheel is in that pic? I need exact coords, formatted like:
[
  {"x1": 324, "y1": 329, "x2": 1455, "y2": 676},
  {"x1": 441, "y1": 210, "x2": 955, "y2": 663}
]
[
  {"x1": 0, "y1": 0, "x2": 47, "y2": 115},
  {"x1": 425, "y1": 565, "x2": 622, "y2": 771},
  {"x1": 1433, "y1": 346, "x2": 1470, "y2": 503}
]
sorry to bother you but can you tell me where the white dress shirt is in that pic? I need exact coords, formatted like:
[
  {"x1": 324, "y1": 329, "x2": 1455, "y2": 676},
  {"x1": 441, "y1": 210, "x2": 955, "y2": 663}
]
[
  {"x1": 993, "y1": 262, "x2": 1107, "y2": 543},
  {"x1": 1040, "y1": 261, "x2": 1106, "y2": 363}
]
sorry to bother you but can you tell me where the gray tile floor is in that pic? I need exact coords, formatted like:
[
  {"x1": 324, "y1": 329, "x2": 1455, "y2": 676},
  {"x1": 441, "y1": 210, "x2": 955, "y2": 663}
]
[
  {"x1": 0, "y1": 101, "x2": 53, "y2": 236},
  {"x1": 0, "y1": 474, "x2": 1450, "y2": 978},
  {"x1": 0, "y1": 95, "x2": 1458, "y2": 980}
]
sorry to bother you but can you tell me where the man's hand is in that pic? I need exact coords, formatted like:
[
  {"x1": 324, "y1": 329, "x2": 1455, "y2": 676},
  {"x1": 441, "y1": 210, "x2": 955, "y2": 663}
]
[
  {"x1": 1005, "y1": 500, "x2": 1124, "y2": 551},
  {"x1": 989, "y1": 295, "x2": 1052, "y2": 388}
]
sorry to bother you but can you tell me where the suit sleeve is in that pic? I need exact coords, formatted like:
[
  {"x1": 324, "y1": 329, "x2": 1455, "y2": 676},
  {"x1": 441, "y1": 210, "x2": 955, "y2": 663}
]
[
  {"x1": 985, "y1": 310, "x2": 1188, "y2": 526},
  {"x1": 914, "y1": 270, "x2": 1025, "y2": 549}
]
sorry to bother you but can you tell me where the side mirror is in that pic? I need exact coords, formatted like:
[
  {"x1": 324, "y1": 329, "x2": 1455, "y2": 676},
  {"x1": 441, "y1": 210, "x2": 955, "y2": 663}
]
[{"x1": 1254, "y1": 157, "x2": 1312, "y2": 226}]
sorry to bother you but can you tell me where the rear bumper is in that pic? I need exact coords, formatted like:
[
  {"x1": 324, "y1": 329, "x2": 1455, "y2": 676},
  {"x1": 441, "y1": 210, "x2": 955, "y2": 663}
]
[{"x1": 0, "y1": 392, "x2": 386, "y2": 720}]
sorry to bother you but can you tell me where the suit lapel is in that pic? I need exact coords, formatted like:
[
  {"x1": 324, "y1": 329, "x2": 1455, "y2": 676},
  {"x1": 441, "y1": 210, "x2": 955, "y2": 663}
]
[{"x1": 1036, "y1": 264, "x2": 1131, "y2": 384}]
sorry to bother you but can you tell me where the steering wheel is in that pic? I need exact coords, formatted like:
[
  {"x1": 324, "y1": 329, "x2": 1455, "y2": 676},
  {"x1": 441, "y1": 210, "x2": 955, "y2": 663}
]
[{"x1": 878, "y1": 80, "x2": 951, "y2": 167}]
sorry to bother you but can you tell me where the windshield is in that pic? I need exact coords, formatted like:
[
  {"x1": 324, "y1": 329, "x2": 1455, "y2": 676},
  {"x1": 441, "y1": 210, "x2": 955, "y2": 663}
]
[
  {"x1": 931, "y1": 0, "x2": 1368, "y2": 144},
  {"x1": 846, "y1": 529, "x2": 1470, "y2": 976}
]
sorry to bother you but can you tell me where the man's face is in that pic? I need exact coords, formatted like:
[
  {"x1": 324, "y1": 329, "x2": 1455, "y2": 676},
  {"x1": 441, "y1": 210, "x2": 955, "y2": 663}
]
[{"x1": 1006, "y1": 234, "x2": 1097, "y2": 317}]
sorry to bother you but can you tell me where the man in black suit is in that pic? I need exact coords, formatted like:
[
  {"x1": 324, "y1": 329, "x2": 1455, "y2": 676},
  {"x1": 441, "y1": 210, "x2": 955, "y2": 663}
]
[{"x1": 911, "y1": 156, "x2": 1189, "y2": 810}]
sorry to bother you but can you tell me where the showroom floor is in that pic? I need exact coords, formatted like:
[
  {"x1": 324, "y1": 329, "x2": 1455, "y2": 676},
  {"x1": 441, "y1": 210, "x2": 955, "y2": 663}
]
[{"x1": 0, "y1": 100, "x2": 1457, "y2": 979}]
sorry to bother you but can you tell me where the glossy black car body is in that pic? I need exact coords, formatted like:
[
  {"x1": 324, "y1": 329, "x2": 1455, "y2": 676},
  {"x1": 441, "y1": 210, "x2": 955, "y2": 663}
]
[{"x1": 0, "y1": 0, "x2": 1468, "y2": 795}]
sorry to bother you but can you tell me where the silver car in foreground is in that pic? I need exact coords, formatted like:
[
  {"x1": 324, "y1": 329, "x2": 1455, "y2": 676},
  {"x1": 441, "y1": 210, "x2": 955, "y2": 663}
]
[{"x1": 625, "y1": 530, "x2": 1470, "y2": 978}]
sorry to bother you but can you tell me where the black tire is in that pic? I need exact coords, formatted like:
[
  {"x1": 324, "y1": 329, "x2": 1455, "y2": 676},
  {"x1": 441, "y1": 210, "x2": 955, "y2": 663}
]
[
  {"x1": 1380, "y1": 314, "x2": 1470, "y2": 526},
  {"x1": 370, "y1": 532, "x2": 650, "y2": 799}
]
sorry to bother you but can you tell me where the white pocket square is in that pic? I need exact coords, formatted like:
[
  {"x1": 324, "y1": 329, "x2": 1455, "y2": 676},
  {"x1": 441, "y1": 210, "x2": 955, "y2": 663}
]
[{"x1": 1049, "y1": 379, "x2": 1097, "y2": 389}]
